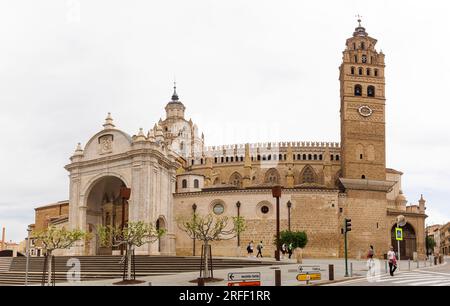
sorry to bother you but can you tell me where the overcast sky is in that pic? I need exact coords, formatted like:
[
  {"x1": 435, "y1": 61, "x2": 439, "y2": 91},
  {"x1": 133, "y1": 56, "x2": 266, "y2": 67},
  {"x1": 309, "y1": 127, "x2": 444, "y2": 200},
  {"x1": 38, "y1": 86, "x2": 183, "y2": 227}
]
[{"x1": 1, "y1": 0, "x2": 449, "y2": 242}]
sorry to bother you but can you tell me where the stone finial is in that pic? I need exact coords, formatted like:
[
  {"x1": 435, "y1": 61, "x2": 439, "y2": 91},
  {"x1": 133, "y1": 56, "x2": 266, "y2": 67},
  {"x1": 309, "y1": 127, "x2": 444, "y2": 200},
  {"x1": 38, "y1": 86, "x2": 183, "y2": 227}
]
[
  {"x1": 103, "y1": 112, "x2": 115, "y2": 129},
  {"x1": 73, "y1": 142, "x2": 83, "y2": 155},
  {"x1": 148, "y1": 129, "x2": 156, "y2": 142},
  {"x1": 135, "y1": 128, "x2": 146, "y2": 142}
]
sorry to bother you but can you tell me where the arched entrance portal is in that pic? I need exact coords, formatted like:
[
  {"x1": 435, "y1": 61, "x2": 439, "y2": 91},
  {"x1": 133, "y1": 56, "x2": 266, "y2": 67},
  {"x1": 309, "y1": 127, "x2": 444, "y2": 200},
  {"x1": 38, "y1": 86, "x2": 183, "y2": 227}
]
[
  {"x1": 391, "y1": 223, "x2": 417, "y2": 260},
  {"x1": 86, "y1": 176, "x2": 129, "y2": 255},
  {"x1": 156, "y1": 217, "x2": 168, "y2": 255}
]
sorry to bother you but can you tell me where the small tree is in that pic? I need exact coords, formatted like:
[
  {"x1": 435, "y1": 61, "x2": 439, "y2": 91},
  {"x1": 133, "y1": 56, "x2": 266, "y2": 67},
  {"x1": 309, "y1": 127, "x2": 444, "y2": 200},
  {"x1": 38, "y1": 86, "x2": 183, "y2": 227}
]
[
  {"x1": 277, "y1": 230, "x2": 308, "y2": 262},
  {"x1": 97, "y1": 221, "x2": 165, "y2": 282},
  {"x1": 426, "y1": 236, "x2": 436, "y2": 256},
  {"x1": 33, "y1": 226, "x2": 89, "y2": 286},
  {"x1": 177, "y1": 213, "x2": 246, "y2": 279}
]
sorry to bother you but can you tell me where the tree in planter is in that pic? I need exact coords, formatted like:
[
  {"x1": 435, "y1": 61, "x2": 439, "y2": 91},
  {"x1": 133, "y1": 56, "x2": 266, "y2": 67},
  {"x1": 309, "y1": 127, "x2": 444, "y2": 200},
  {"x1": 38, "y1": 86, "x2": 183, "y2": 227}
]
[
  {"x1": 177, "y1": 213, "x2": 246, "y2": 280},
  {"x1": 32, "y1": 226, "x2": 89, "y2": 286},
  {"x1": 97, "y1": 221, "x2": 165, "y2": 282},
  {"x1": 277, "y1": 230, "x2": 308, "y2": 263}
]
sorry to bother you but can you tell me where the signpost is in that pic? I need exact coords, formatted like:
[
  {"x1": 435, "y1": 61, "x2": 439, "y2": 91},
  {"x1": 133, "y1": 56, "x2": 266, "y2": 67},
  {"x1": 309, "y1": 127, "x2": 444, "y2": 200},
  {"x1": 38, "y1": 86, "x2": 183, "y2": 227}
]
[
  {"x1": 227, "y1": 272, "x2": 261, "y2": 286},
  {"x1": 396, "y1": 215, "x2": 406, "y2": 271},
  {"x1": 297, "y1": 265, "x2": 321, "y2": 284}
]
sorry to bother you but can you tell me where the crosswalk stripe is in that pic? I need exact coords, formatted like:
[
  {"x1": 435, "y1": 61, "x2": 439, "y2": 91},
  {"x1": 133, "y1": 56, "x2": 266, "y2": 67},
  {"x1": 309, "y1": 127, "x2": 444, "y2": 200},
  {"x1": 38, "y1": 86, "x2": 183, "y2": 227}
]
[
  {"x1": 392, "y1": 277, "x2": 448, "y2": 284},
  {"x1": 433, "y1": 282, "x2": 450, "y2": 286},
  {"x1": 376, "y1": 275, "x2": 431, "y2": 282},
  {"x1": 408, "y1": 279, "x2": 450, "y2": 286}
]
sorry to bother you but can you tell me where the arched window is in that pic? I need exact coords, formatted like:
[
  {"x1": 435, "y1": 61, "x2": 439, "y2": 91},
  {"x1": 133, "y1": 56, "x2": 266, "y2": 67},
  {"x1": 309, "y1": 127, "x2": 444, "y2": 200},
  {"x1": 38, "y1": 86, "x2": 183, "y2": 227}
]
[
  {"x1": 301, "y1": 166, "x2": 316, "y2": 184},
  {"x1": 351, "y1": 67, "x2": 355, "y2": 75},
  {"x1": 374, "y1": 69, "x2": 379, "y2": 77},
  {"x1": 368, "y1": 85, "x2": 375, "y2": 97},
  {"x1": 319, "y1": 154, "x2": 323, "y2": 161},
  {"x1": 264, "y1": 168, "x2": 280, "y2": 185},
  {"x1": 358, "y1": 67, "x2": 363, "y2": 75},
  {"x1": 354, "y1": 55, "x2": 358, "y2": 63},
  {"x1": 182, "y1": 179, "x2": 187, "y2": 188},
  {"x1": 262, "y1": 155, "x2": 266, "y2": 161},
  {"x1": 194, "y1": 179, "x2": 199, "y2": 188},
  {"x1": 308, "y1": 154, "x2": 312, "y2": 160},
  {"x1": 226, "y1": 157, "x2": 229, "y2": 162},
  {"x1": 361, "y1": 42, "x2": 365, "y2": 50},
  {"x1": 240, "y1": 156, "x2": 244, "y2": 162},
  {"x1": 313, "y1": 154, "x2": 317, "y2": 160},
  {"x1": 230, "y1": 157, "x2": 234, "y2": 162},
  {"x1": 354, "y1": 84, "x2": 362, "y2": 96},
  {"x1": 229, "y1": 172, "x2": 242, "y2": 188},
  {"x1": 268, "y1": 155, "x2": 271, "y2": 161},
  {"x1": 191, "y1": 159, "x2": 194, "y2": 165},
  {"x1": 257, "y1": 155, "x2": 261, "y2": 161},
  {"x1": 330, "y1": 154, "x2": 334, "y2": 161},
  {"x1": 336, "y1": 155, "x2": 340, "y2": 161},
  {"x1": 297, "y1": 154, "x2": 301, "y2": 160},
  {"x1": 303, "y1": 154, "x2": 306, "y2": 160},
  {"x1": 200, "y1": 158, "x2": 203, "y2": 165},
  {"x1": 366, "y1": 68, "x2": 371, "y2": 76},
  {"x1": 214, "y1": 157, "x2": 217, "y2": 163},
  {"x1": 221, "y1": 157, "x2": 224, "y2": 163},
  {"x1": 361, "y1": 175, "x2": 366, "y2": 179},
  {"x1": 353, "y1": 42, "x2": 356, "y2": 50},
  {"x1": 356, "y1": 144, "x2": 364, "y2": 160},
  {"x1": 279, "y1": 154, "x2": 283, "y2": 160}
]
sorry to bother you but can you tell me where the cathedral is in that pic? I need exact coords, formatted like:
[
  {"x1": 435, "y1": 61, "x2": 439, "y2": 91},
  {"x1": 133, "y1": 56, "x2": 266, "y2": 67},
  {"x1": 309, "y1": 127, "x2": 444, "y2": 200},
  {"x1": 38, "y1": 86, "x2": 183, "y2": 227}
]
[{"x1": 35, "y1": 20, "x2": 427, "y2": 259}]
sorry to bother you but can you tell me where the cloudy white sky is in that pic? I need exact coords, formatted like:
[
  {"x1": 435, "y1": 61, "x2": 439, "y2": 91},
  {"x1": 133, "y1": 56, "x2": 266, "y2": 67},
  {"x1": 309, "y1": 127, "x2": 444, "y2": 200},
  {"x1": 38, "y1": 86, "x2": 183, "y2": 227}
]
[{"x1": 1, "y1": 0, "x2": 449, "y2": 242}]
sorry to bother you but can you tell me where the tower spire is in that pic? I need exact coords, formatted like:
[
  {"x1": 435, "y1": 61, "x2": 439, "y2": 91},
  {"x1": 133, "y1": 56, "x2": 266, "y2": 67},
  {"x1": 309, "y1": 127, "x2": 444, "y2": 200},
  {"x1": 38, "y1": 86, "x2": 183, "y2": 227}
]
[{"x1": 171, "y1": 81, "x2": 179, "y2": 101}]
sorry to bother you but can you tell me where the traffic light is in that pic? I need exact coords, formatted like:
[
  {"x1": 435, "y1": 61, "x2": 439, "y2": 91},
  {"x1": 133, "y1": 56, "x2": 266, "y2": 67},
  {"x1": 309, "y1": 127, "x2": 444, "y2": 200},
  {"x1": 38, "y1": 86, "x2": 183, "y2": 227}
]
[{"x1": 345, "y1": 218, "x2": 352, "y2": 233}]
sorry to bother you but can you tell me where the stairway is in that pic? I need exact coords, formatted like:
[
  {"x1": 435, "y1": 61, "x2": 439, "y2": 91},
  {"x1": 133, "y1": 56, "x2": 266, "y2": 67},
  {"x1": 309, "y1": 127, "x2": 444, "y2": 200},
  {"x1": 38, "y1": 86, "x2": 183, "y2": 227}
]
[
  {"x1": 0, "y1": 255, "x2": 279, "y2": 285},
  {"x1": 0, "y1": 258, "x2": 12, "y2": 272}
]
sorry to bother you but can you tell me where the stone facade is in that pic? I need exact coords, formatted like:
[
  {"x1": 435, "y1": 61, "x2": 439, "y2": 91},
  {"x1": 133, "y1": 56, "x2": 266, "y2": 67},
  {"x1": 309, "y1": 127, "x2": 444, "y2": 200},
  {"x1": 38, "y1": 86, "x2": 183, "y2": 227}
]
[{"x1": 33, "y1": 20, "x2": 428, "y2": 259}]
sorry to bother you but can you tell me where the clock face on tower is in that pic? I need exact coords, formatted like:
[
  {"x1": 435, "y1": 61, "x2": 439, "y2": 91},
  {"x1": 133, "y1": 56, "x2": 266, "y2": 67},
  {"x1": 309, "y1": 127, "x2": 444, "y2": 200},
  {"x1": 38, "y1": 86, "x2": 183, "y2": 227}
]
[{"x1": 358, "y1": 105, "x2": 373, "y2": 117}]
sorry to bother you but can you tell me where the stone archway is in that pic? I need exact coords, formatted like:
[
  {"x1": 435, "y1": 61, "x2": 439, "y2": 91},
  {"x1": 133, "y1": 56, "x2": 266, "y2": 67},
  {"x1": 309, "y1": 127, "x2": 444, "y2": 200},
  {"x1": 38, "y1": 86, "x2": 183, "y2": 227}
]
[
  {"x1": 391, "y1": 223, "x2": 417, "y2": 260},
  {"x1": 156, "y1": 216, "x2": 169, "y2": 255},
  {"x1": 85, "y1": 176, "x2": 129, "y2": 255}
]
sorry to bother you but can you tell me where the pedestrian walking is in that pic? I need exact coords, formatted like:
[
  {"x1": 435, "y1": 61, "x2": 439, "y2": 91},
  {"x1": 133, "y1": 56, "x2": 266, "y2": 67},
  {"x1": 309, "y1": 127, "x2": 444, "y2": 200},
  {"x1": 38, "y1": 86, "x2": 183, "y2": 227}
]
[
  {"x1": 288, "y1": 243, "x2": 293, "y2": 259},
  {"x1": 281, "y1": 243, "x2": 287, "y2": 259},
  {"x1": 247, "y1": 241, "x2": 254, "y2": 257},
  {"x1": 387, "y1": 246, "x2": 397, "y2": 276},
  {"x1": 256, "y1": 241, "x2": 263, "y2": 258},
  {"x1": 367, "y1": 245, "x2": 375, "y2": 275}
]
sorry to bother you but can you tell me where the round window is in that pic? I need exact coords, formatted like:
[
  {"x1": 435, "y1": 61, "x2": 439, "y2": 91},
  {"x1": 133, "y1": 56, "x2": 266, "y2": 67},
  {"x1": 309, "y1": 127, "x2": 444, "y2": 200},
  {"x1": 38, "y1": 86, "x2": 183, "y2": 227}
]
[
  {"x1": 213, "y1": 203, "x2": 224, "y2": 215},
  {"x1": 261, "y1": 206, "x2": 269, "y2": 214}
]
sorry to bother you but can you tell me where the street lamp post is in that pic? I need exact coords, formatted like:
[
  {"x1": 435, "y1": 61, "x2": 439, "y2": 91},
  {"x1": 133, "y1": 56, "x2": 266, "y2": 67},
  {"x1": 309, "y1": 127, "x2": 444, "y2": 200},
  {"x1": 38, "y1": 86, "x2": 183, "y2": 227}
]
[
  {"x1": 119, "y1": 186, "x2": 131, "y2": 256},
  {"x1": 192, "y1": 203, "x2": 197, "y2": 256},
  {"x1": 272, "y1": 185, "x2": 282, "y2": 261},
  {"x1": 25, "y1": 225, "x2": 32, "y2": 286},
  {"x1": 287, "y1": 201, "x2": 292, "y2": 231},
  {"x1": 236, "y1": 201, "x2": 241, "y2": 247}
]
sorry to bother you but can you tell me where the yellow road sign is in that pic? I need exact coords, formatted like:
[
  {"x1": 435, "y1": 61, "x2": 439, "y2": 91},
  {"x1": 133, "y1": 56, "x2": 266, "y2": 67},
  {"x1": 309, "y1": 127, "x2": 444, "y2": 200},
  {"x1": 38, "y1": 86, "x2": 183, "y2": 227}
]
[{"x1": 297, "y1": 273, "x2": 321, "y2": 281}]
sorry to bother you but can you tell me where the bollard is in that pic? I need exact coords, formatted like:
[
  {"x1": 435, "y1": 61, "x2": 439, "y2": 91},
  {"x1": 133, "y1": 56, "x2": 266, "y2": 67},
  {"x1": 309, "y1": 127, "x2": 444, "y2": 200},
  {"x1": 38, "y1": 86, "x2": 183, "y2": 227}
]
[
  {"x1": 148, "y1": 282, "x2": 152, "y2": 286},
  {"x1": 350, "y1": 262, "x2": 353, "y2": 277},
  {"x1": 385, "y1": 260, "x2": 388, "y2": 273},
  {"x1": 329, "y1": 264, "x2": 334, "y2": 281},
  {"x1": 408, "y1": 259, "x2": 410, "y2": 271},
  {"x1": 275, "y1": 269, "x2": 281, "y2": 286},
  {"x1": 197, "y1": 278, "x2": 205, "y2": 286},
  {"x1": 434, "y1": 256, "x2": 438, "y2": 265}
]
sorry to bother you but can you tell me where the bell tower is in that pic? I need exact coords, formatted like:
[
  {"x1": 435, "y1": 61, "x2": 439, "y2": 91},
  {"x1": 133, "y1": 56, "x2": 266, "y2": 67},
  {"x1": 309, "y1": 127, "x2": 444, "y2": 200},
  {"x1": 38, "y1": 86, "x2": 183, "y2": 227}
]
[{"x1": 340, "y1": 18, "x2": 386, "y2": 180}]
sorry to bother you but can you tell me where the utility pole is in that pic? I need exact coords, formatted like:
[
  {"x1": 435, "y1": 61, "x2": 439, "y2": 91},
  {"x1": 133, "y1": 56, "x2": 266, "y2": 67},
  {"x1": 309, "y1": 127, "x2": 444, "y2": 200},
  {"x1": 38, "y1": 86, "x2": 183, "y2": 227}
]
[{"x1": 272, "y1": 185, "x2": 282, "y2": 261}]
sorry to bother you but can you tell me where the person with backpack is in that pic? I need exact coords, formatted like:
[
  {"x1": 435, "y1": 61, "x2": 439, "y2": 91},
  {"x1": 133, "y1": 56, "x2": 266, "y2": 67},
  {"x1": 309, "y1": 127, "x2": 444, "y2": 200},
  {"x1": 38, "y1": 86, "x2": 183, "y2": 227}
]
[{"x1": 256, "y1": 241, "x2": 263, "y2": 258}]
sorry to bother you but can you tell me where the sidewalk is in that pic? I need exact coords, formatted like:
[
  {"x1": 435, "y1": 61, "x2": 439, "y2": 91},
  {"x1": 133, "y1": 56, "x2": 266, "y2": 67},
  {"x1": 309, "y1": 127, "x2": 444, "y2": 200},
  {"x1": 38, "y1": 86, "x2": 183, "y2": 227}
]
[{"x1": 58, "y1": 256, "x2": 443, "y2": 286}]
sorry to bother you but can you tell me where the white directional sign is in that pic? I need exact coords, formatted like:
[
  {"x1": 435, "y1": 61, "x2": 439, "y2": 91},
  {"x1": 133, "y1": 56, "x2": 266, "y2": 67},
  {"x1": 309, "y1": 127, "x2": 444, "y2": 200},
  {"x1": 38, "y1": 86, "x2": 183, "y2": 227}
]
[
  {"x1": 298, "y1": 265, "x2": 321, "y2": 273},
  {"x1": 227, "y1": 272, "x2": 261, "y2": 282}
]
